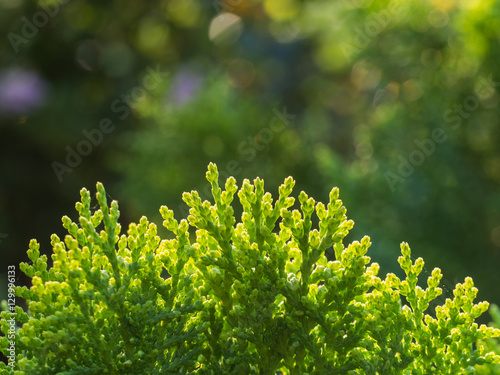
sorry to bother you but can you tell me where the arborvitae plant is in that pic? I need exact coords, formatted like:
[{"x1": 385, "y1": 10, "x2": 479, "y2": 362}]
[
  {"x1": 1, "y1": 163, "x2": 500, "y2": 374},
  {"x1": 476, "y1": 304, "x2": 500, "y2": 375}
]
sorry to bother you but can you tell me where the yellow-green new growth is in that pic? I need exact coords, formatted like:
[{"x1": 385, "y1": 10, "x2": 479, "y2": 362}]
[{"x1": 1, "y1": 162, "x2": 499, "y2": 374}]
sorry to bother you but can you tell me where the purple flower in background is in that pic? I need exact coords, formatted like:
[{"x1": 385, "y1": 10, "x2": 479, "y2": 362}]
[
  {"x1": 0, "y1": 68, "x2": 48, "y2": 115},
  {"x1": 169, "y1": 69, "x2": 204, "y2": 107}
]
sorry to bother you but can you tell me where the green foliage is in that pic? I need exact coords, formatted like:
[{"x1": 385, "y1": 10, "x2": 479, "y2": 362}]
[
  {"x1": 3, "y1": 0, "x2": 500, "y2": 322},
  {"x1": 476, "y1": 304, "x2": 500, "y2": 375},
  {"x1": 1, "y1": 163, "x2": 499, "y2": 374}
]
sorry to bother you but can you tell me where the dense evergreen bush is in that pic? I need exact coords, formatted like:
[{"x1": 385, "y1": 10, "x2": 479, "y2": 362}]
[{"x1": 1, "y1": 164, "x2": 499, "y2": 374}]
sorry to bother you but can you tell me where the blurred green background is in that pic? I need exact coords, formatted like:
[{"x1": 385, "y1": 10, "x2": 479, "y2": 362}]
[{"x1": 0, "y1": 0, "x2": 499, "y2": 327}]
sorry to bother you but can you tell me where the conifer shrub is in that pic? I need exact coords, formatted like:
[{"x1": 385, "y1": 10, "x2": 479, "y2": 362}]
[
  {"x1": 1, "y1": 163, "x2": 499, "y2": 374},
  {"x1": 476, "y1": 304, "x2": 500, "y2": 375}
]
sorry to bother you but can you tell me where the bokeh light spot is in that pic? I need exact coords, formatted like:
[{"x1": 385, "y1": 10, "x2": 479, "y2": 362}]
[
  {"x1": 315, "y1": 38, "x2": 350, "y2": 72},
  {"x1": 491, "y1": 226, "x2": 500, "y2": 247},
  {"x1": 466, "y1": 124, "x2": 491, "y2": 152},
  {"x1": 430, "y1": 0, "x2": 456, "y2": 11},
  {"x1": 0, "y1": 69, "x2": 48, "y2": 115},
  {"x1": 373, "y1": 82, "x2": 400, "y2": 107},
  {"x1": 269, "y1": 21, "x2": 302, "y2": 43},
  {"x1": 136, "y1": 18, "x2": 170, "y2": 54},
  {"x1": 351, "y1": 60, "x2": 382, "y2": 91},
  {"x1": 428, "y1": 8, "x2": 449, "y2": 28},
  {"x1": 75, "y1": 39, "x2": 102, "y2": 71},
  {"x1": 456, "y1": 56, "x2": 478, "y2": 77},
  {"x1": 209, "y1": 13, "x2": 243, "y2": 45},
  {"x1": 480, "y1": 93, "x2": 500, "y2": 109},
  {"x1": 458, "y1": 0, "x2": 481, "y2": 10},
  {"x1": 264, "y1": 0, "x2": 299, "y2": 22},
  {"x1": 65, "y1": 2, "x2": 96, "y2": 32},
  {"x1": 102, "y1": 42, "x2": 136, "y2": 78},
  {"x1": 166, "y1": 0, "x2": 201, "y2": 28},
  {"x1": 226, "y1": 59, "x2": 255, "y2": 89},
  {"x1": 355, "y1": 141, "x2": 374, "y2": 160},
  {"x1": 0, "y1": 0, "x2": 21, "y2": 8},
  {"x1": 484, "y1": 157, "x2": 500, "y2": 182},
  {"x1": 402, "y1": 80, "x2": 423, "y2": 102},
  {"x1": 169, "y1": 68, "x2": 204, "y2": 106}
]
